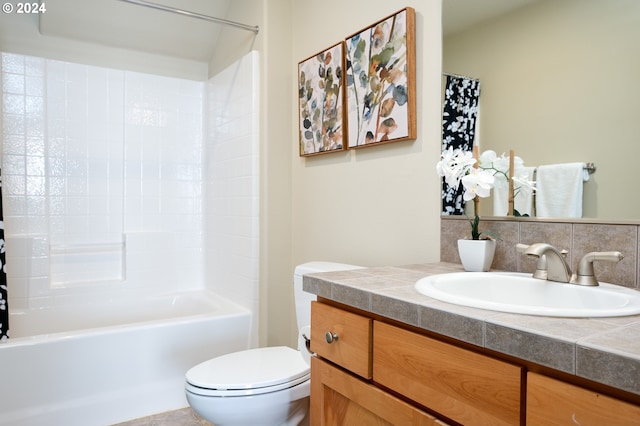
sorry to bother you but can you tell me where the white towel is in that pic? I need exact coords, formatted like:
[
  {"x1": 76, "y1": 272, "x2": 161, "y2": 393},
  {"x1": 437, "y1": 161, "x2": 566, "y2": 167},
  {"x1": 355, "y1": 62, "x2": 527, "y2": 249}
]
[
  {"x1": 535, "y1": 162, "x2": 588, "y2": 218},
  {"x1": 492, "y1": 176, "x2": 510, "y2": 216},
  {"x1": 514, "y1": 166, "x2": 535, "y2": 216},
  {"x1": 492, "y1": 166, "x2": 535, "y2": 216}
]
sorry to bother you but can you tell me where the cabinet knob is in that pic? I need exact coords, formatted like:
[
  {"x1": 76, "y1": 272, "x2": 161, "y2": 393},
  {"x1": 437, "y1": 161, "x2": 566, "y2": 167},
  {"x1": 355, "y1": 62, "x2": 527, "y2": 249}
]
[{"x1": 325, "y1": 331, "x2": 339, "y2": 344}]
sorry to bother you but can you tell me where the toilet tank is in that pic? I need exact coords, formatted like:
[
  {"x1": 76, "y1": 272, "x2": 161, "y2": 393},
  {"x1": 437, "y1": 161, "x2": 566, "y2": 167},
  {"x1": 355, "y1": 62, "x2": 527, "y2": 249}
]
[{"x1": 293, "y1": 261, "x2": 364, "y2": 333}]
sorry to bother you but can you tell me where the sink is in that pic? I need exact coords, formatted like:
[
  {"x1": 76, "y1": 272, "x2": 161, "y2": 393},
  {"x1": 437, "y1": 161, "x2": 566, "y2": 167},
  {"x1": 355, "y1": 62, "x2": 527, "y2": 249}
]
[{"x1": 415, "y1": 272, "x2": 640, "y2": 317}]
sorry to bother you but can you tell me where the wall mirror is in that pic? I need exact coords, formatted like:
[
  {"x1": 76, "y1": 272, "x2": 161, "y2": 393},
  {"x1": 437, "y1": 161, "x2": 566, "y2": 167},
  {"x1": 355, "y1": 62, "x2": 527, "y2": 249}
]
[{"x1": 442, "y1": 0, "x2": 640, "y2": 220}]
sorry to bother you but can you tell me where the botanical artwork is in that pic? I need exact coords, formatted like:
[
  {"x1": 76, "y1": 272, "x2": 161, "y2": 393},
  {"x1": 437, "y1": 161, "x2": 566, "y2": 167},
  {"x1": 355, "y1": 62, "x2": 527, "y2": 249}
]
[
  {"x1": 345, "y1": 7, "x2": 416, "y2": 148},
  {"x1": 298, "y1": 42, "x2": 346, "y2": 156}
]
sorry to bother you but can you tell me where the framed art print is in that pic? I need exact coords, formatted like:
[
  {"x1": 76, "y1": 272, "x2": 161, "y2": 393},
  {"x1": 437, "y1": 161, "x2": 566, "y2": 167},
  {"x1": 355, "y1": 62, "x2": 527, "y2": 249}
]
[
  {"x1": 298, "y1": 42, "x2": 346, "y2": 156},
  {"x1": 345, "y1": 7, "x2": 416, "y2": 148}
]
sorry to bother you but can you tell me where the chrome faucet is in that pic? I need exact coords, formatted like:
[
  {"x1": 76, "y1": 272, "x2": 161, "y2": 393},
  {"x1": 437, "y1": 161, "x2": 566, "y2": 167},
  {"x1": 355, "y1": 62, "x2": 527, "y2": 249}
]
[
  {"x1": 521, "y1": 243, "x2": 572, "y2": 283},
  {"x1": 571, "y1": 251, "x2": 624, "y2": 286}
]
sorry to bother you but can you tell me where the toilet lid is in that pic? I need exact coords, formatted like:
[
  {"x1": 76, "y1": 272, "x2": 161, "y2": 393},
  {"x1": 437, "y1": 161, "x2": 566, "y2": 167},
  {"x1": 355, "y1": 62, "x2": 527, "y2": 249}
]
[{"x1": 185, "y1": 346, "x2": 310, "y2": 397}]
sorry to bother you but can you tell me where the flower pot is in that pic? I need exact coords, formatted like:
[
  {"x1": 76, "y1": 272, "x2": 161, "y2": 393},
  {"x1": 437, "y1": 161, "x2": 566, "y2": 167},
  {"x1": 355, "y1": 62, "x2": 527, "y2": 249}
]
[{"x1": 457, "y1": 239, "x2": 496, "y2": 272}]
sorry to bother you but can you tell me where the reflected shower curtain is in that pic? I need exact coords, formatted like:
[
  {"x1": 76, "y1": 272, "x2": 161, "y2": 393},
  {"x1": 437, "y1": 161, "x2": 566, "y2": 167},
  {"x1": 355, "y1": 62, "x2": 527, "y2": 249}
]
[
  {"x1": 0, "y1": 170, "x2": 6, "y2": 340},
  {"x1": 441, "y1": 75, "x2": 480, "y2": 215}
]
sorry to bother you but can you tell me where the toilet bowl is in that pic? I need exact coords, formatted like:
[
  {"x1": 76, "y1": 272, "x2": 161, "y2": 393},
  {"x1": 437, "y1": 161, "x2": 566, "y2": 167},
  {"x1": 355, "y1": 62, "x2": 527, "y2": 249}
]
[
  {"x1": 185, "y1": 262, "x2": 363, "y2": 426},
  {"x1": 186, "y1": 346, "x2": 310, "y2": 426}
]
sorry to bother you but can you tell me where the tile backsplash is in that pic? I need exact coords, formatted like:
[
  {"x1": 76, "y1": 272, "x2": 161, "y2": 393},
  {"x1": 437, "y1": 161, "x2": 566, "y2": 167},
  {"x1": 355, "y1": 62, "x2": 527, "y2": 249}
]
[{"x1": 441, "y1": 216, "x2": 639, "y2": 289}]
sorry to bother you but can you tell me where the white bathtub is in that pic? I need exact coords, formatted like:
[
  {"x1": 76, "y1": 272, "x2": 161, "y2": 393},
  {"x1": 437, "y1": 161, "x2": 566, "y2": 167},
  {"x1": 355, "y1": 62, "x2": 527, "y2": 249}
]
[{"x1": 0, "y1": 290, "x2": 253, "y2": 426}]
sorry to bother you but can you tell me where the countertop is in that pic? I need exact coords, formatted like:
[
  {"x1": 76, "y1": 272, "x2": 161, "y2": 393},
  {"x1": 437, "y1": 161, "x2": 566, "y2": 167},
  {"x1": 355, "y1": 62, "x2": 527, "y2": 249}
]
[{"x1": 303, "y1": 262, "x2": 640, "y2": 397}]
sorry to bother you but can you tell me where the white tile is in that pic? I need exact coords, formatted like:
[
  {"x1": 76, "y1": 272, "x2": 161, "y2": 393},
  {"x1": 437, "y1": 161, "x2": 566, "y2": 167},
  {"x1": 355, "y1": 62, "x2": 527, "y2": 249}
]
[
  {"x1": 27, "y1": 212, "x2": 49, "y2": 236},
  {"x1": 3, "y1": 154, "x2": 26, "y2": 175},
  {"x1": 3, "y1": 93, "x2": 24, "y2": 114},
  {"x1": 4, "y1": 175, "x2": 26, "y2": 195},
  {"x1": 25, "y1": 77, "x2": 44, "y2": 97},
  {"x1": 2, "y1": 53, "x2": 25, "y2": 74},
  {"x1": 2, "y1": 114, "x2": 25, "y2": 135},
  {"x1": 1, "y1": 52, "x2": 258, "y2": 312},
  {"x1": 2, "y1": 134, "x2": 26, "y2": 155},
  {"x1": 2, "y1": 73, "x2": 25, "y2": 97},
  {"x1": 24, "y1": 55, "x2": 45, "y2": 77}
]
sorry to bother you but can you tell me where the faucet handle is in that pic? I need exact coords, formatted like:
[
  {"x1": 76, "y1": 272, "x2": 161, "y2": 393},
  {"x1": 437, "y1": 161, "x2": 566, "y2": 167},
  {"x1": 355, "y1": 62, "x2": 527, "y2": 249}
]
[{"x1": 572, "y1": 251, "x2": 624, "y2": 286}]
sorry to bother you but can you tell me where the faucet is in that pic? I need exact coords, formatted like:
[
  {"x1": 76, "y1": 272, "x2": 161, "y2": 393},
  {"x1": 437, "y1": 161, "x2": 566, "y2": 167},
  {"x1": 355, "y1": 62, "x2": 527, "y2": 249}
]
[
  {"x1": 519, "y1": 243, "x2": 625, "y2": 286},
  {"x1": 521, "y1": 243, "x2": 572, "y2": 283},
  {"x1": 571, "y1": 251, "x2": 624, "y2": 286},
  {"x1": 516, "y1": 243, "x2": 549, "y2": 280}
]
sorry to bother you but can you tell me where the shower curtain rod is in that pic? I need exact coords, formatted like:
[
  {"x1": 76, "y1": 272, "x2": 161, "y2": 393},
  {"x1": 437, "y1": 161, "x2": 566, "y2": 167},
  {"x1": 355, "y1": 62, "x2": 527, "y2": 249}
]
[
  {"x1": 443, "y1": 72, "x2": 479, "y2": 82},
  {"x1": 117, "y1": 0, "x2": 260, "y2": 34}
]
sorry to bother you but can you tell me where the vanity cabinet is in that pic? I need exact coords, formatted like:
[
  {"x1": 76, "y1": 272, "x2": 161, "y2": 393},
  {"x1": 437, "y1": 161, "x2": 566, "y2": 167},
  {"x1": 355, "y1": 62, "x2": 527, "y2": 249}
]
[
  {"x1": 310, "y1": 301, "x2": 373, "y2": 379},
  {"x1": 374, "y1": 321, "x2": 522, "y2": 425},
  {"x1": 310, "y1": 301, "x2": 522, "y2": 425},
  {"x1": 310, "y1": 357, "x2": 442, "y2": 425},
  {"x1": 527, "y1": 372, "x2": 640, "y2": 425}
]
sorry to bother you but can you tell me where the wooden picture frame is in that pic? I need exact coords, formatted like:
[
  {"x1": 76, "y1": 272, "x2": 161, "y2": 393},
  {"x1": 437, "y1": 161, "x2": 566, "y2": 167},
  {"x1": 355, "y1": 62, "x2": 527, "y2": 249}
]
[
  {"x1": 297, "y1": 42, "x2": 347, "y2": 156},
  {"x1": 344, "y1": 7, "x2": 416, "y2": 149}
]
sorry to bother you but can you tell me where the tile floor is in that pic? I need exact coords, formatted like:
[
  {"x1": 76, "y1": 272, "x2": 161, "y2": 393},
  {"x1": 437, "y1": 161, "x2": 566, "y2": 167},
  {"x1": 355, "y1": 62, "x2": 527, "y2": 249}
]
[{"x1": 113, "y1": 408, "x2": 212, "y2": 426}]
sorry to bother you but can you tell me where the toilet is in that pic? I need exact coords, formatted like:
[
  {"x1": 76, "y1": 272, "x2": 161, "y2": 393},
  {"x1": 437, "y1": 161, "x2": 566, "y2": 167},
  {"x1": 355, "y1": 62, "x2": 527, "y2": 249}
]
[{"x1": 185, "y1": 262, "x2": 363, "y2": 426}]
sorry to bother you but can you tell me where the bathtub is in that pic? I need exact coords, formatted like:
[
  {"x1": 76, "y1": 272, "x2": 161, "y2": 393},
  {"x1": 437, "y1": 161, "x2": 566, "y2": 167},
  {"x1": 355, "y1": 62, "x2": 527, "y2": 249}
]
[{"x1": 0, "y1": 290, "x2": 253, "y2": 426}]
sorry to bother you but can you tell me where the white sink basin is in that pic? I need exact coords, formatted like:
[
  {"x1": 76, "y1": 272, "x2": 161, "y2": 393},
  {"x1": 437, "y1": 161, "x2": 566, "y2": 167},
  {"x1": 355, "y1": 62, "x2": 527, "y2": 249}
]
[{"x1": 415, "y1": 272, "x2": 640, "y2": 317}]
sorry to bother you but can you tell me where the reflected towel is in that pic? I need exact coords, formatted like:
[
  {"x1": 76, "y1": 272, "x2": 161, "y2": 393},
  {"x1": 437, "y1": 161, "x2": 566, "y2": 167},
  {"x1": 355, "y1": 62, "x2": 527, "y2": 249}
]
[
  {"x1": 535, "y1": 162, "x2": 588, "y2": 218},
  {"x1": 492, "y1": 166, "x2": 535, "y2": 216},
  {"x1": 515, "y1": 166, "x2": 535, "y2": 216}
]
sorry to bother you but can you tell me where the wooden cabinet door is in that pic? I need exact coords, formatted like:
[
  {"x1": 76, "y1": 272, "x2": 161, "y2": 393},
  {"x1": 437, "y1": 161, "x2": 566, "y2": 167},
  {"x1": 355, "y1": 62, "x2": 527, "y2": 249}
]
[
  {"x1": 310, "y1": 357, "x2": 445, "y2": 426},
  {"x1": 527, "y1": 372, "x2": 640, "y2": 425},
  {"x1": 311, "y1": 301, "x2": 372, "y2": 379},
  {"x1": 374, "y1": 321, "x2": 523, "y2": 426}
]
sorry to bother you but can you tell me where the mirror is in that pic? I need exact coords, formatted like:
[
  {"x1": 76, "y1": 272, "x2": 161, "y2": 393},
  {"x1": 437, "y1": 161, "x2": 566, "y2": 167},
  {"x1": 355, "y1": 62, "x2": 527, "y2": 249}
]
[{"x1": 442, "y1": 0, "x2": 640, "y2": 220}]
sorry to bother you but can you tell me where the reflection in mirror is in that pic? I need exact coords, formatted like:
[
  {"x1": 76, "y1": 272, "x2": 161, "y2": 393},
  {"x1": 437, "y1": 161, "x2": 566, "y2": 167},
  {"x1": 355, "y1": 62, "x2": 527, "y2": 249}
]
[{"x1": 442, "y1": 0, "x2": 640, "y2": 220}]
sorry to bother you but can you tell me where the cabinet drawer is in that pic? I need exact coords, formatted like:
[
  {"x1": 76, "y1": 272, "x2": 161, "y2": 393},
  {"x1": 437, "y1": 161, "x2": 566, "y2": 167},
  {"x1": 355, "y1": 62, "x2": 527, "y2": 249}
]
[
  {"x1": 311, "y1": 301, "x2": 372, "y2": 378},
  {"x1": 311, "y1": 357, "x2": 446, "y2": 426},
  {"x1": 374, "y1": 321, "x2": 522, "y2": 426},
  {"x1": 527, "y1": 372, "x2": 640, "y2": 425}
]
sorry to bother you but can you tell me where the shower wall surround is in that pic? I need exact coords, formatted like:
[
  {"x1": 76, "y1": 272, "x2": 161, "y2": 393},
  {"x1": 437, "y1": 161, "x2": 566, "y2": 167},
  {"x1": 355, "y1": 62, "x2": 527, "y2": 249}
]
[
  {"x1": 205, "y1": 53, "x2": 260, "y2": 332},
  {"x1": 0, "y1": 52, "x2": 259, "y2": 318}
]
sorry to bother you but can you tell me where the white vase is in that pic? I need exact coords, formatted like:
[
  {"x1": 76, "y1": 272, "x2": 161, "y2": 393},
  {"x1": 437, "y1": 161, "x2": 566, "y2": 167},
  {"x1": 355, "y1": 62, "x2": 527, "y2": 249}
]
[{"x1": 457, "y1": 239, "x2": 496, "y2": 272}]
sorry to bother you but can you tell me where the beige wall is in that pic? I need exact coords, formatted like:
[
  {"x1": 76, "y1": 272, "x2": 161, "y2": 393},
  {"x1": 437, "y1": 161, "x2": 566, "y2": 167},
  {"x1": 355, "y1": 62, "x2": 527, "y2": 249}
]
[
  {"x1": 443, "y1": 0, "x2": 640, "y2": 220},
  {"x1": 291, "y1": 0, "x2": 443, "y2": 265},
  {"x1": 216, "y1": 0, "x2": 444, "y2": 347},
  {"x1": 288, "y1": 0, "x2": 443, "y2": 342}
]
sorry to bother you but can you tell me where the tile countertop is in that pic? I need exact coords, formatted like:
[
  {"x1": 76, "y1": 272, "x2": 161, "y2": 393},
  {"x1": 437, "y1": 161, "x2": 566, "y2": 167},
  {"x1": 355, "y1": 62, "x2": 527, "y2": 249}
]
[{"x1": 303, "y1": 262, "x2": 640, "y2": 397}]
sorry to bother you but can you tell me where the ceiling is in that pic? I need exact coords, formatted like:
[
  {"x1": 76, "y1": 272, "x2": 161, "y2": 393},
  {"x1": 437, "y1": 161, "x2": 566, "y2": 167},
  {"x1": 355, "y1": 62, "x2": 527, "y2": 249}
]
[
  {"x1": 38, "y1": 0, "x2": 236, "y2": 62},
  {"x1": 37, "y1": 0, "x2": 538, "y2": 61}
]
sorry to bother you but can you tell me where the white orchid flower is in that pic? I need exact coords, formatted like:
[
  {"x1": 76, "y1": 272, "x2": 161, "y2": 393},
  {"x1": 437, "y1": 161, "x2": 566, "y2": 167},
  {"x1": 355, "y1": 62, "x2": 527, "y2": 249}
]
[
  {"x1": 513, "y1": 174, "x2": 536, "y2": 193},
  {"x1": 436, "y1": 147, "x2": 476, "y2": 188},
  {"x1": 478, "y1": 150, "x2": 497, "y2": 169},
  {"x1": 461, "y1": 168, "x2": 495, "y2": 201}
]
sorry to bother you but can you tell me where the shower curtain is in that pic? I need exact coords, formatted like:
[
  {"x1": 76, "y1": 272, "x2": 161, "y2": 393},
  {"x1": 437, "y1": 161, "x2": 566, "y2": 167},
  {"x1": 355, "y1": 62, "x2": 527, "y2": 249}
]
[
  {"x1": 0, "y1": 170, "x2": 7, "y2": 341},
  {"x1": 441, "y1": 75, "x2": 481, "y2": 215}
]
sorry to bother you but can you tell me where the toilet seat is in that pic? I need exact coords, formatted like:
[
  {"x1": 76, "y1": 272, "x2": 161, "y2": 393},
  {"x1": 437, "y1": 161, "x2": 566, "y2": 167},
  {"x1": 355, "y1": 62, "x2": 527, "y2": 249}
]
[{"x1": 185, "y1": 346, "x2": 310, "y2": 397}]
